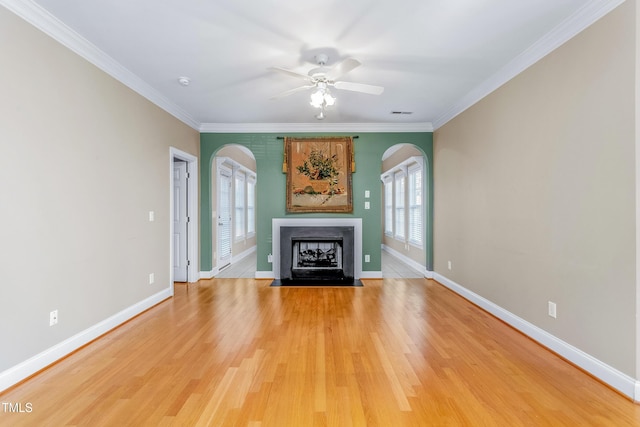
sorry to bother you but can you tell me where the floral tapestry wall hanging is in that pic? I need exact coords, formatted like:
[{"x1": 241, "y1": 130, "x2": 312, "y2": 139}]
[{"x1": 284, "y1": 136, "x2": 353, "y2": 213}]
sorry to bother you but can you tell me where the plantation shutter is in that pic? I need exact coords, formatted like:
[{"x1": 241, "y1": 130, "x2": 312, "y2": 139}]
[
  {"x1": 394, "y1": 170, "x2": 405, "y2": 239},
  {"x1": 408, "y1": 164, "x2": 423, "y2": 246},
  {"x1": 219, "y1": 169, "x2": 232, "y2": 261}
]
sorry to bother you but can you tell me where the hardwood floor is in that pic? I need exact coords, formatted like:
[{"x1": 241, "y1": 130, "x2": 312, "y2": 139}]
[{"x1": 2, "y1": 278, "x2": 639, "y2": 426}]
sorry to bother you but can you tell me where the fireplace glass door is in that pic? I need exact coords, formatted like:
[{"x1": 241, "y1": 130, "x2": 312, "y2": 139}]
[{"x1": 292, "y1": 240, "x2": 342, "y2": 270}]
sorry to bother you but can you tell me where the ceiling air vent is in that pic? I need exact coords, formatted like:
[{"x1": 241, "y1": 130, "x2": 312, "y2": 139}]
[{"x1": 391, "y1": 111, "x2": 413, "y2": 115}]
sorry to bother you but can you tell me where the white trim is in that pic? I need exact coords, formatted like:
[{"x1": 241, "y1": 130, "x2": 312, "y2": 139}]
[
  {"x1": 433, "y1": 0, "x2": 625, "y2": 129},
  {"x1": 272, "y1": 218, "x2": 363, "y2": 280},
  {"x1": 170, "y1": 147, "x2": 199, "y2": 283},
  {"x1": 0, "y1": 288, "x2": 171, "y2": 392},
  {"x1": 255, "y1": 271, "x2": 275, "y2": 279},
  {"x1": 4, "y1": 0, "x2": 621, "y2": 134},
  {"x1": 200, "y1": 269, "x2": 216, "y2": 280},
  {"x1": 199, "y1": 247, "x2": 256, "y2": 279},
  {"x1": 360, "y1": 271, "x2": 383, "y2": 279},
  {"x1": 382, "y1": 245, "x2": 430, "y2": 278},
  {"x1": 1, "y1": 0, "x2": 200, "y2": 130},
  {"x1": 434, "y1": 272, "x2": 637, "y2": 399},
  {"x1": 200, "y1": 122, "x2": 434, "y2": 133}
]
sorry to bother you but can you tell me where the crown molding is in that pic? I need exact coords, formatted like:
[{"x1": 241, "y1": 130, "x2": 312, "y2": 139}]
[
  {"x1": 432, "y1": 0, "x2": 626, "y2": 129},
  {"x1": 199, "y1": 122, "x2": 434, "y2": 133},
  {"x1": 4, "y1": 0, "x2": 622, "y2": 134},
  {"x1": 2, "y1": 0, "x2": 201, "y2": 130}
]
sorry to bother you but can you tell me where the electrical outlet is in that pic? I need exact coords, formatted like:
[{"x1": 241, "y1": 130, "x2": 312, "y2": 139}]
[
  {"x1": 149, "y1": 273, "x2": 155, "y2": 284},
  {"x1": 365, "y1": 190, "x2": 370, "y2": 198},
  {"x1": 364, "y1": 201, "x2": 370, "y2": 210},
  {"x1": 364, "y1": 254, "x2": 370, "y2": 262},
  {"x1": 447, "y1": 261, "x2": 452, "y2": 270},
  {"x1": 149, "y1": 211, "x2": 155, "y2": 222},
  {"x1": 268, "y1": 254, "x2": 273, "y2": 263},
  {"x1": 548, "y1": 301, "x2": 557, "y2": 318},
  {"x1": 49, "y1": 310, "x2": 58, "y2": 326}
]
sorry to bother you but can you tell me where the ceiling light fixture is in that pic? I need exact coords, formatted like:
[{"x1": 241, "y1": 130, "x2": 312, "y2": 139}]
[
  {"x1": 310, "y1": 82, "x2": 335, "y2": 120},
  {"x1": 309, "y1": 82, "x2": 335, "y2": 108},
  {"x1": 178, "y1": 76, "x2": 190, "y2": 86}
]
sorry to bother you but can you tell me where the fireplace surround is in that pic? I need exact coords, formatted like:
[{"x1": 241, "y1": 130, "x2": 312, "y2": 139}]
[{"x1": 271, "y1": 218, "x2": 363, "y2": 285}]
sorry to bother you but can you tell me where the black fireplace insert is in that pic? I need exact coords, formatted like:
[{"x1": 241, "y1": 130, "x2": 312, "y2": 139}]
[{"x1": 280, "y1": 226, "x2": 354, "y2": 284}]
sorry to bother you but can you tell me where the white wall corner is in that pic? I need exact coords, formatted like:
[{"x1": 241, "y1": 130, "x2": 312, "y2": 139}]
[{"x1": 433, "y1": 272, "x2": 637, "y2": 400}]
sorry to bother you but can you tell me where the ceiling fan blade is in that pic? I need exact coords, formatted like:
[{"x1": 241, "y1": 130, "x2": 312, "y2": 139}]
[
  {"x1": 333, "y1": 81, "x2": 384, "y2": 95},
  {"x1": 325, "y1": 57, "x2": 361, "y2": 80},
  {"x1": 270, "y1": 85, "x2": 315, "y2": 100},
  {"x1": 268, "y1": 66, "x2": 312, "y2": 81}
]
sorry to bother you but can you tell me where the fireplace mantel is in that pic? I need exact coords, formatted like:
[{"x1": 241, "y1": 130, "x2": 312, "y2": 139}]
[{"x1": 272, "y1": 218, "x2": 362, "y2": 280}]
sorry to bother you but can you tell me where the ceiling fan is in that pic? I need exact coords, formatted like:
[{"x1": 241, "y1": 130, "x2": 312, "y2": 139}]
[{"x1": 269, "y1": 54, "x2": 384, "y2": 119}]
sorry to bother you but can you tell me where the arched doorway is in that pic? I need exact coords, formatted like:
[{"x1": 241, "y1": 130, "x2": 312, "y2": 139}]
[
  {"x1": 212, "y1": 145, "x2": 257, "y2": 278},
  {"x1": 380, "y1": 144, "x2": 429, "y2": 278}
]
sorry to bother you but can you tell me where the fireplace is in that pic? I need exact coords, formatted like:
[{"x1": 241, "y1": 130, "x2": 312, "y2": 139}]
[{"x1": 280, "y1": 226, "x2": 354, "y2": 284}]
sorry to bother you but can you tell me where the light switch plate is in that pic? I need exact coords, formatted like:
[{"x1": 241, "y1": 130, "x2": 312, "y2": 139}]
[
  {"x1": 365, "y1": 190, "x2": 370, "y2": 198},
  {"x1": 364, "y1": 201, "x2": 370, "y2": 210}
]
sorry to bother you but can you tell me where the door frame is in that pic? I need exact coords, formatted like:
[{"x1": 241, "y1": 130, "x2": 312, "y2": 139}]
[{"x1": 170, "y1": 147, "x2": 199, "y2": 286}]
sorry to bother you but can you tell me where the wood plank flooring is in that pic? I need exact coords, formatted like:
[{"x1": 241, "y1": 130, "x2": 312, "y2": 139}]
[{"x1": 1, "y1": 278, "x2": 639, "y2": 426}]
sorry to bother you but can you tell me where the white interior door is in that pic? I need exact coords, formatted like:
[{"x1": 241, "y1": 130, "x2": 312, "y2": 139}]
[
  {"x1": 217, "y1": 165, "x2": 232, "y2": 270},
  {"x1": 173, "y1": 160, "x2": 188, "y2": 282}
]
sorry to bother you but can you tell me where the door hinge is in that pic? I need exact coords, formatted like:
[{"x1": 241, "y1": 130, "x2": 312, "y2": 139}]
[
  {"x1": 187, "y1": 216, "x2": 190, "y2": 223},
  {"x1": 187, "y1": 260, "x2": 191, "y2": 266}
]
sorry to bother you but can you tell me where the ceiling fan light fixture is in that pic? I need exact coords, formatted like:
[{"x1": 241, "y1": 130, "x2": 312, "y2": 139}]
[
  {"x1": 324, "y1": 92, "x2": 335, "y2": 106},
  {"x1": 310, "y1": 89, "x2": 325, "y2": 108},
  {"x1": 310, "y1": 87, "x2": 336, "y2": 109}
]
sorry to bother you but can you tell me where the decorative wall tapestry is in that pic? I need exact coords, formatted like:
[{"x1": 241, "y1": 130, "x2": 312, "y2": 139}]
[{"x1": 284, "y1": 136, "x2": 354, "y2": 213}]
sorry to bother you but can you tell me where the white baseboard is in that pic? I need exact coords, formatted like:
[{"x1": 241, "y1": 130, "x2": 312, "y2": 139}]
[
  {"x1": 255, "y1": 271, "x2": 274, "y2": 279},
  {"x1": 201, "y1": 246, "x2": 257, "y2": 279},
  {"x1": 360, "y1": 271, "x2": 383, "y2": 279},
  {"x1": 0, "y1": 288, "x2": 172, "y2": 393},
  {"x1": 200, "y1": 269, "x2": 216, "y2": 279},
  {"x1": 434, "y1": 272, "x2": 638, "y2": 400},
  {"x1": 382, "y1": 245, "x2": 430, "y2": 278}
]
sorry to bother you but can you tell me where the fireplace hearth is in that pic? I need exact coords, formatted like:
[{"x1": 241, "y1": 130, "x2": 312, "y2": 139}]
[{"x1": 279, "y1": 226, "x2": 354, "y2": 284}]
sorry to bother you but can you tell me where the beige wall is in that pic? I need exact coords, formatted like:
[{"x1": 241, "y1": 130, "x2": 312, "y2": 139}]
[
  {"x1": 434, "y1": 1, "x2": 636, "y2": 375},
  {"x1": 382, "y1": 144, "x2": 426, "y2": 266},
  {"x1": 0, "y1": 7, "x2": 199, "y2": 373}
]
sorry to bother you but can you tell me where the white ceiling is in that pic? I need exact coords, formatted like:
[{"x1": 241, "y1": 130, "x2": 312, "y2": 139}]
[{"x1": 4, "y1": 0, "x2": 624, "y2": 130}]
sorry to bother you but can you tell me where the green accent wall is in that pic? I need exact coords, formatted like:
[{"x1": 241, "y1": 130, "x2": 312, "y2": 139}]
[{"x1": 200, "y1": 132, "x2": 433, "y2": 273}]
